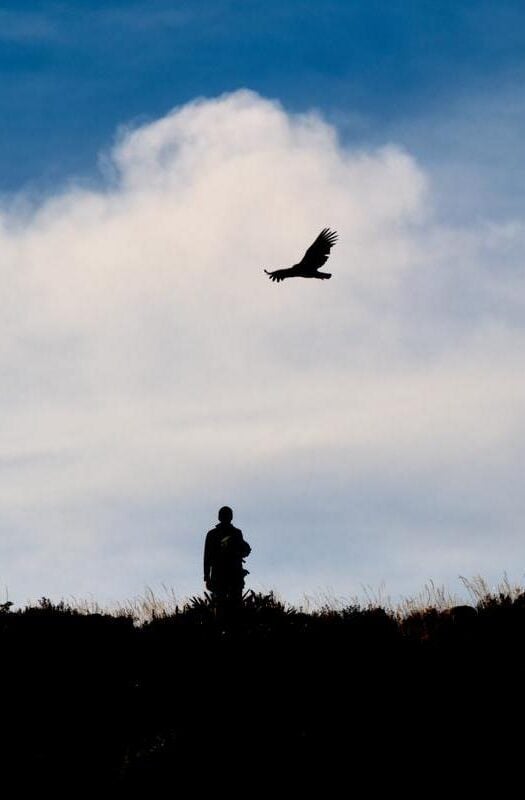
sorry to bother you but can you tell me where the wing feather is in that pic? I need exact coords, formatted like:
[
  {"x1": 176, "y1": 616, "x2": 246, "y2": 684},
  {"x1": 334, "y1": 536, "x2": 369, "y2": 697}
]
[
  {"x1": 298, "y1": 228, "x2": 338, "y2": 270},
  {"x1": 264, "y1": 267, "x2": 295, "y2": 282}
]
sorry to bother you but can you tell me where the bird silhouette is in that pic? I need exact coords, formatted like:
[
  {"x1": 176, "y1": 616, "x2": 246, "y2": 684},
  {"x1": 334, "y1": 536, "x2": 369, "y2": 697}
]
[{"x1": 264, "y1": 228, "x2": 338, "y2": 283}]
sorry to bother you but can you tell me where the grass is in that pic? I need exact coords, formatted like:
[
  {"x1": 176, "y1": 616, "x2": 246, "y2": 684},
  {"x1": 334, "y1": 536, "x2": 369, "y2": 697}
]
[
  {"x1": 7, "y1": 571, "x2": 521, "y2": 623},
  {"x1": 2, "y1": 572, "x2": 524, "y2": 789}
]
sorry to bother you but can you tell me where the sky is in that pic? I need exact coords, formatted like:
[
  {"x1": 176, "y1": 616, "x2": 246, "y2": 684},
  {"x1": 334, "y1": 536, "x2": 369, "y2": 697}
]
[{"x1": 1, "y1": 1, "x2": 525, "y2": 608}]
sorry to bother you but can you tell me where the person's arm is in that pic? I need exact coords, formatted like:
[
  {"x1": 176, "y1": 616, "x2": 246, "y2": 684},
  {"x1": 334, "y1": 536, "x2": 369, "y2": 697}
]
[
  {"x1": 204, "y1": 531, "x2": 211, "y2": 583},
  {"x1": 237, "y1": 529, "x2": 251, "y2": 558}
]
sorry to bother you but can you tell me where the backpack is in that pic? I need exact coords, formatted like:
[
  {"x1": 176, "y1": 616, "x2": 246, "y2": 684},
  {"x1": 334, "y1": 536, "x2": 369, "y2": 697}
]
[{"x1": 218, "y1": 532, "x2": 251, "y2": 562}]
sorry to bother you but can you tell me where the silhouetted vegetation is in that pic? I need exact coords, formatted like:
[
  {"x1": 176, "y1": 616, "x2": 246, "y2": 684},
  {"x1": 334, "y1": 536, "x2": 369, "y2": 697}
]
[{"x1": 2, "y1": 584, "x2": 524, "y2": 789}]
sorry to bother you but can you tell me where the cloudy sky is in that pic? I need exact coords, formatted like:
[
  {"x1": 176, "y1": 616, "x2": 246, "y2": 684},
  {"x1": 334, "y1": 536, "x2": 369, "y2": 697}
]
[{"x1": 1, "y1": 1, "x2": 525, "y2": 608}]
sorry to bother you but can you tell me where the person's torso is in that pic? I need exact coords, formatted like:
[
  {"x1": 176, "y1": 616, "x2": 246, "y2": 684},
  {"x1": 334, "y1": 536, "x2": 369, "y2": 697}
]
[{"x1": 209, "y1": 524, "x2": 244, "y2": 571}]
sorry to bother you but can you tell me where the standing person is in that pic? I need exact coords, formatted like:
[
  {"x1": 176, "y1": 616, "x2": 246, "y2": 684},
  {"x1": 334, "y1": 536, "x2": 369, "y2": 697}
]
[{"x1": 203, "y1": 506, "x2": 251, "y2": 607}]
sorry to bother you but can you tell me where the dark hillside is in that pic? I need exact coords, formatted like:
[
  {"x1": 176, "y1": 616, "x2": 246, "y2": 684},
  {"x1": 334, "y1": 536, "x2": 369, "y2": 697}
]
[{"x1": 2, "y1": 590, "x2": 524, "y2": 790}]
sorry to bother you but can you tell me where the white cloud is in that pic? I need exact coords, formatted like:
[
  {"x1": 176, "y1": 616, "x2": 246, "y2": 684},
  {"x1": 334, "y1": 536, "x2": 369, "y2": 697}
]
[{"x1": 1, "y1": 89, "x2": 524, "y2": 607}]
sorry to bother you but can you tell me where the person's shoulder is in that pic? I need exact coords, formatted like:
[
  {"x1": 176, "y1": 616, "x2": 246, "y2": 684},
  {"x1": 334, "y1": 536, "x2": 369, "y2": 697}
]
[{"x1": 232, "y1": 525, "x2": 243, "y2": 536}]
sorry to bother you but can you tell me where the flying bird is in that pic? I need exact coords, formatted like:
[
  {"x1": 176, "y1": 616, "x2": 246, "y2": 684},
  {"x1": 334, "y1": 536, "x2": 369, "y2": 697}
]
[{"x1": 264, "y1": 228, "x2": 338, "y2": 283}]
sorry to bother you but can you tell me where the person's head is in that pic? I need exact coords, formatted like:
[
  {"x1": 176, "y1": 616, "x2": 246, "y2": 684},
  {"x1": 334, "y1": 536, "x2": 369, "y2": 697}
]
[{"x1": 218, "y1": 505, "x2": 233, "y2": 523}]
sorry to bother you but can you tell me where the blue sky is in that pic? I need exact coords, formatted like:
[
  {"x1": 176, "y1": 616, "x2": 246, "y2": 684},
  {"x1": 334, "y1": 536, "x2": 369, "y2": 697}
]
[
  {"x1": 1, "y1": 2, "x2": 525, "y2": 608},
  {"x1": 2, "y1": 1, "x2": 525, "y2": 194}
]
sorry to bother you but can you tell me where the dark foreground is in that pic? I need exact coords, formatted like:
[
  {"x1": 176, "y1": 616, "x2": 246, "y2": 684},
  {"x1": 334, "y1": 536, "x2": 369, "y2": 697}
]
[{"x1": 1, "y1": 590, "x2": 524, "y2": 791}]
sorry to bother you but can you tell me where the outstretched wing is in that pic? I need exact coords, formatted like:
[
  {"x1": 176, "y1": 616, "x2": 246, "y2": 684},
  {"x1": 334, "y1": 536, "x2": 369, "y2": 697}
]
[
  {"x1": 298, "y1": 228, "x2": 338, "y2": 270},
  {"x1": 264, "y1": 268, "x2": 295, "y2": 282}
]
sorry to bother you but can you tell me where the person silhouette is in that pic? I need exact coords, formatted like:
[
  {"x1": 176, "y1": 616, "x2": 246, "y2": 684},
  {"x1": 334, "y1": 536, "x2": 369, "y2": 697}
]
[{"x1": 203, "y1": 506, "x2": 251, "y2": 606}]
